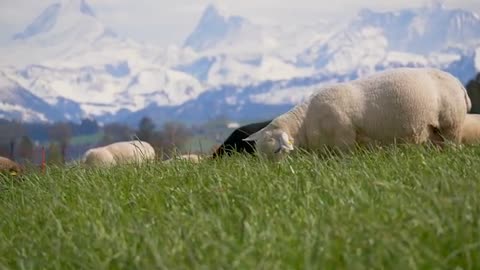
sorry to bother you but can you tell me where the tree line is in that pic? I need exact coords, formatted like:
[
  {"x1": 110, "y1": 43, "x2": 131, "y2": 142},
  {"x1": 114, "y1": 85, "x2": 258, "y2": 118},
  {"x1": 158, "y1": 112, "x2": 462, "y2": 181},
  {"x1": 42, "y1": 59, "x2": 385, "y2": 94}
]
[
  {"x1": 467, "y1": 73, "x2": 480, "y2": 113},
  {"x1": 0, "y1": 117, "x2": 193, "y2": 164},
  {"x1": 101, "y1": 117, "x2": 192, "y2": 159}
]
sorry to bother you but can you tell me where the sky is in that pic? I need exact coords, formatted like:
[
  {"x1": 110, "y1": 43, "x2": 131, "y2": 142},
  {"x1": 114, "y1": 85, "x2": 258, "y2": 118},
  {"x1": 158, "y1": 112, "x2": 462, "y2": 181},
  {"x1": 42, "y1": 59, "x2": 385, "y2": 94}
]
[{"x1": 0, "y1": 0, "x2": 480, "y2": 47}]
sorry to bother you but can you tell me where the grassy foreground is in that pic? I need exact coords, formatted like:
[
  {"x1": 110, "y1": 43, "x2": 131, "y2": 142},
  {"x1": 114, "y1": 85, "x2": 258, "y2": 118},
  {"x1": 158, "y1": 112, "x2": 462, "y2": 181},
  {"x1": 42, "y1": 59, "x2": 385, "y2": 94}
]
[{"x1": 1, "y1": 145, "x2": 480, "y2": 269}]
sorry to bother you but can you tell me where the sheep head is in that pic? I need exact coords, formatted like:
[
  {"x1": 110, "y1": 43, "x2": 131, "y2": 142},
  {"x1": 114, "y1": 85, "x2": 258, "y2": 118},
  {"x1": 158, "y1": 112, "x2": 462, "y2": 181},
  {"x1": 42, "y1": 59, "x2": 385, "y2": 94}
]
[
  {"x1": 0, "y1": 156, "x2": 22, "y2": 174},
  {"x1": 82, "y1": 148, "x2": 116, "y2": 167},
  {"x1": 243, "y1": 129, "x2": 294, "y2": 160}
]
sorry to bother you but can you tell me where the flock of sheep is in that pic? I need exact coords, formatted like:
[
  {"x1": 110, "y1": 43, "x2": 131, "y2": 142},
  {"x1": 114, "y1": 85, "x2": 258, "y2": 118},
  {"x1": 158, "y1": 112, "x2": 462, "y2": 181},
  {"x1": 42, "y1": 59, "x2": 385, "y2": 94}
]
[{"x1": 2, "y1": 67, "x2": 480, "y2": 176}]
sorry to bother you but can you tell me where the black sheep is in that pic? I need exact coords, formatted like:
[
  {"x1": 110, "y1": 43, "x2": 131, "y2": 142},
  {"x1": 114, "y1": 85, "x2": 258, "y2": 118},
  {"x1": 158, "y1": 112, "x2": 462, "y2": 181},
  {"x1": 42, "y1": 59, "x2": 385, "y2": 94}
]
[{"x1": 213, "y1": 120, "x2": 272, "y2": 158}]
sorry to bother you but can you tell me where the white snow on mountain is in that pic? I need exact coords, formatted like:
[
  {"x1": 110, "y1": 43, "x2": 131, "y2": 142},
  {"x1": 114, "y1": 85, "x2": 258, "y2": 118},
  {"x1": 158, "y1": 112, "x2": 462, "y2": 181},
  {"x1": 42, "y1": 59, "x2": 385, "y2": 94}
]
[
  {"x1": 249, "y1": 85, "x2": 318, "y2": 106},
  {"x1": 349, "y1": 3, "x2": 480, "y2": 54},
  {"x1": 298, "y1": 2, "x2": 480, "y2": 76},
  {"x1": 9, "y1": 62, "x2": 205, "y2": 117},
  {"x1": 0, "y1": 71, "x2": 56, "y2": 122},
  {"x1": 0, "y1": 0, "x2": 208, "y2": 119},
  {"x1": 193, "y1": 55, "x2": 314, "y2": 86},
  {"x1": 0, "y1": 103, "x2": 48, "y2": 122},
  {"x1": 299, "y1": 26, "x2": 389, "y2": 74},
  {"x1": 184, "y1": 4, "x2": 336, "y2": 60},
  {"x1": 118, "y1": 68, "x2": 205, "y2": 108},
  {"x1": 184, "y1": 4, "x2": 251, "y2": 52},
  {"x1": 1, "y1": 0, "x2": 118, "y2": 67}
]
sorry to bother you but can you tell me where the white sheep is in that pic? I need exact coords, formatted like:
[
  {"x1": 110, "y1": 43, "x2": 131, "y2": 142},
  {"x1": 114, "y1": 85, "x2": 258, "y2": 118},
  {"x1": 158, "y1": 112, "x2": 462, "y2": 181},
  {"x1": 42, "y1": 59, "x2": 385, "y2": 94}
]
[
  {"x1": 244, "y1": 68, "x2": 471, "y2": 159},
  {"x1": 82, "y1": 140, "x2": 155, "y2": 167},
  {"x1": 165, "y1": 154, "x2": 202, "y2": 163},
  {"x1": 460, "y1": 114, "x2": 480, "y2": 145}
]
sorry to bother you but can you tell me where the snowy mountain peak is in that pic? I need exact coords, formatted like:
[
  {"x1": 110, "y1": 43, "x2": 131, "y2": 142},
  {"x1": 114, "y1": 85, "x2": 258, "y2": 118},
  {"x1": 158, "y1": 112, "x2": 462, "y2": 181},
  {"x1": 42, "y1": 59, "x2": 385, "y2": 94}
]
[
  {"x1": 12, "y1": 3, "x2": 61, "y2": 40},
  {"x1": 13, "y1": 0, "x2": 96, "y2": 40},
  {"x1": 183, "y1": 3, "x2": 249, "y2": 51},
  {"x1": 78, "y1": 0, "x2": 96, "y2": 17},
  {"x1": 424, "y1": 0, "x2": 446, "y2": 11},
  {"x1": 352, "y1": 2, "x2": 480, "y2": 54},
  {"x1": 59, "y1": 0, "x2": 96, "y2": 17},
  {"x1": 202, "y1": 3, "x2": 228, "y2": 20}
]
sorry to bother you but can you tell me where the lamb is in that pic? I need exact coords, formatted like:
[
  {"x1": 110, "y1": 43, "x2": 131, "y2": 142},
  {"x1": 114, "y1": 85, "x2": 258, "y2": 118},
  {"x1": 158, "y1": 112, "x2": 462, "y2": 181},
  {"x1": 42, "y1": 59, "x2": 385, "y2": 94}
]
[
  {"x1": 212, "y1": 120, "x2": 272, "y2": 158},
  {"x1": 0, "y1": 156, "x2": 22, "y2": 176},
  {"x1": 82, "y1": 140, "x2": 155, "y2": 167},
  {"x1": 460, "y1": 114, "x2": 480, "y2": 145},
  {"x1": 244, "y1": 68, "x2": 471, "y2": 160}
]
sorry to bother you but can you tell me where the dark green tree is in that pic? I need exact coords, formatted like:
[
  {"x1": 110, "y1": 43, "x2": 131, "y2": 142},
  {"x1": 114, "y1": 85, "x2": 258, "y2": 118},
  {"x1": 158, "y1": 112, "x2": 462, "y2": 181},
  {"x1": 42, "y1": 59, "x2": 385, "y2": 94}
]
[
  {"x1": 466, "y1": 73, "x2": 480, "y2": 113},
  {"x1": 48, "y1": 122, "x2": 72, "y2": 164},
  {"x1": 155, "y1": 122, "x2": 192, "y2": 158},
  {"x1": 101, "y1": 123, "x2": 133, "y2": 145},
  {"x1": 18, "y1": 135, "x2": 34, "y2": 162},
  {"x1": 0, "y1": 120, "x2": 23, "y2": 160},
  {"x1": 137, "y1": 117, "x2": 156, "y2": 143},
  {"x1": 47, "y1": 142, "x2": 63, "y2": 165}
]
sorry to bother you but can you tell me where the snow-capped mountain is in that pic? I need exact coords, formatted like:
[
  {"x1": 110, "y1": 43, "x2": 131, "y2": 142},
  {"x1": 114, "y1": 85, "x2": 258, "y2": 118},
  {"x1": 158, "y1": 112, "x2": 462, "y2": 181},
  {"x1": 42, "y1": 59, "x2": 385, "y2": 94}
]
[
  {"x1": 177, "y1": 54, "x2": 314, "y2": 86},
  {"x1": 0, "y1": 71, "x2": 65, "y2": 122},
  {"x1": 179, "y1": 4, "x2": 318, "y2": 86},
  {"x1": 2, "y1": 0, "x2": 121, "y2": 67},
  {"x1": 184, "y1": 4, "x2": 252, "y2": 52},
  {"x1": 10, "y1": 62, "x2": 204, "y2": 116},
  {"x1": 0, "y1": 0, "x2": 208, "y2": 122},
  {"x1": 1, "y1": 0, "x2": 480, "y2": 125},
  {"x1": 298, "y1": 2, "x2": 480, "y2": 75},
  {"x1": 13, "y1": 0, "x2": 101, "y2": 42},
  {"x1": 351, "y1": 2, "x2": 480, "y2": 54},
  {"x1": 184, "y1": 4, "x2": 334, "y2": 59}
]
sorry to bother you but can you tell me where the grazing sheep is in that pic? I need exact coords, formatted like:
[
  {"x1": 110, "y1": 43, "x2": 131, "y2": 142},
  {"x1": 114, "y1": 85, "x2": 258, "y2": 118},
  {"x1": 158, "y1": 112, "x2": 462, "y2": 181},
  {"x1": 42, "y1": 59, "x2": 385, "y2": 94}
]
[
  {"x1": 460, "y1": 114, "x2": 480, "y2": 144},
  {"x1": 244, "y1": 68, "x2": 471, "y2": 160},
  {"x1": 82, "y1": 140, "x2": 155, "y2": 167},
  {"x1": 166, "y1": 154, "x2": 202, "y2": 163},
  {"x1": 0, "y1": 156, "x2": 22, "y2": 176},
  {"x1": 213, "y1": 120, "x2": 272, "y2": 158}
]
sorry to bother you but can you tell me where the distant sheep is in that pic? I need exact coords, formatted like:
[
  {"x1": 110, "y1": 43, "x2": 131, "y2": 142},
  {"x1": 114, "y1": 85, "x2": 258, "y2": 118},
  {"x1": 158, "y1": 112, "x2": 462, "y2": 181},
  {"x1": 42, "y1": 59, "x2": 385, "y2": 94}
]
[
  {"x1": 166, "y1": 154, "x2": 202, "y2": 163},
  {"x1": 82, "y1": 140, "x2": 155, "y2": 167},
  {"x1": 244, "y1": 68, "x2": 471, "y2": 160},
  {"x1": 460, "y1": 114, "x2": 480, "y2": 144},
  {"x1": 0, "y1": 156, "x2": 22, "y2": 176},
  {"x1": 213, "y1": 120, "x2": 272, "y2": 158}
]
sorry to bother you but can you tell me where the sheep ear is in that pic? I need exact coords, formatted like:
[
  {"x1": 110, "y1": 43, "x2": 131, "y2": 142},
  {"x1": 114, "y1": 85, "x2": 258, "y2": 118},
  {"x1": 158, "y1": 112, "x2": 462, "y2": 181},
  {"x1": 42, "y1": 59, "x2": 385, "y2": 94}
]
[
  {"x1": 243, "y1": 131, "x2": 262, "y2": 142},
  {"x1": 280, "y1": 132, "x2": 294, "y2": 151}
]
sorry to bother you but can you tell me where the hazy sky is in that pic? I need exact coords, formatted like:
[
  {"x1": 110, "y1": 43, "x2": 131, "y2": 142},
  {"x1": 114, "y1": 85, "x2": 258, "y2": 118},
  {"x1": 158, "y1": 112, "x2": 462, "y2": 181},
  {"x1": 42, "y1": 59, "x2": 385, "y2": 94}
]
[{"x1": 1, "y1": 0, "x2": 479, "y2": 47}]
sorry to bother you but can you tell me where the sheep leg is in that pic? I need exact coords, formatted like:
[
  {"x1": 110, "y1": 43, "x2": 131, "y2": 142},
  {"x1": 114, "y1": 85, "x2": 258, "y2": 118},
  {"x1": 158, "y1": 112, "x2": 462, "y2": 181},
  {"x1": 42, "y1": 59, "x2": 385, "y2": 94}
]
[
  {"x1": 427, "y1": 124, "x2": 461, "y2": 148},
  {"x1": 435, "y1": 105, "x2": 464, "y2": 146},
  {"x1": 427, "y1": 125, "x2": 445, "y2": 147}
]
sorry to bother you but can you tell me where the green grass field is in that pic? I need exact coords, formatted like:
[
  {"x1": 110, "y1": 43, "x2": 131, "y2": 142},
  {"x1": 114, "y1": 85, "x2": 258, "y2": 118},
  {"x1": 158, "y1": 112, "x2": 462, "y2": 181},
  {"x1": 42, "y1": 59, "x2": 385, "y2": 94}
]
[
  {"x1": 1, "y1": 145, "x2": 480, "y2": 269},
  {"x1": 70, "y1": 132, "x2": 103, "y2": 146},
  {"x1": 184, "y1": 135, "x2": 218, "y2": 154}
]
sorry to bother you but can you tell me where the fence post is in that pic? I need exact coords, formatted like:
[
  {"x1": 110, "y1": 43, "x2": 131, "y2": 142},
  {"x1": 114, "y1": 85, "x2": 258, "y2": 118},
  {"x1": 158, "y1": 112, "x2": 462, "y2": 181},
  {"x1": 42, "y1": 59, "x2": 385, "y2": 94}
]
[
  {"x1": 9, "y1": 140, "x2": 14, "y2": 161},
  {"x1": 61, "y1": 143, "x2": 66, "y2": 165}
]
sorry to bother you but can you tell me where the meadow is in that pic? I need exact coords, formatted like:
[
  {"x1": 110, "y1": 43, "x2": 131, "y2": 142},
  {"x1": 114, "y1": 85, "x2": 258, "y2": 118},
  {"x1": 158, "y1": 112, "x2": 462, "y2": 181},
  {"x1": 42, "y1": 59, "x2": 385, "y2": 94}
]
[{"x1": 1, "y1": 145, "x2": 479, "y2": 269}]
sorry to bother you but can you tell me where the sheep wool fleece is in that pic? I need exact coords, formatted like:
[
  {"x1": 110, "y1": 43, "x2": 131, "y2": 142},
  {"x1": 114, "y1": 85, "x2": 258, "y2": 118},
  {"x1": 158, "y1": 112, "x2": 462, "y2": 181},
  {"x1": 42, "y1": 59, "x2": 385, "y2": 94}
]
[
  {"x1": 83, "y1": 140, "x2": 155, "y2": 167},
  {"x1": 271, "y1": 68, "x2": 471, "y2": 150}
]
